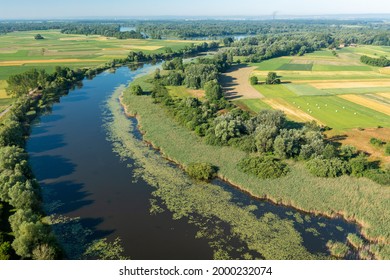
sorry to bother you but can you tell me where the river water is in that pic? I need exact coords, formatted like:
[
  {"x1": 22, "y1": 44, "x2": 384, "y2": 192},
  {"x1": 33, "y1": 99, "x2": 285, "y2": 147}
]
[{"x1": 26, "y1": 64, "x2": 363, "y2": 259}]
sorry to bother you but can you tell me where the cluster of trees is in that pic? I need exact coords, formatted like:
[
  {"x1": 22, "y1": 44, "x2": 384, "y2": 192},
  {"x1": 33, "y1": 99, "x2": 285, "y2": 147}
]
[
  {"x1": 135, "y1": 20, "x2": 390, "y2": 44},
  {"x1": 0, "y1": 97, "x2": 59, "y2": 259},
  {"x1": 360, "y1": 55, "x2": 390, "y2": 67},
  {"x1": 126, "y1": 42, "x2": 219, "y2": 64},
  {"x1": 61, "y1": 24, "x2": 144, "y2": 39}
]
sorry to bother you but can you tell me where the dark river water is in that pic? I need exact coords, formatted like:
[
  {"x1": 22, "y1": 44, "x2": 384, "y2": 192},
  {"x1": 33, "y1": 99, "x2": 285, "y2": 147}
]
[{"x1": 27, "y1": 65, "x2": 363, "y2": 260}]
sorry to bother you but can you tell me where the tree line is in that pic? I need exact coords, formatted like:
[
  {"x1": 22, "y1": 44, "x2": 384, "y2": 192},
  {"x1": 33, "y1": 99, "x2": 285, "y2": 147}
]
[{"x1": 360, "y1": 55, "x2": 390, "y2": 67}]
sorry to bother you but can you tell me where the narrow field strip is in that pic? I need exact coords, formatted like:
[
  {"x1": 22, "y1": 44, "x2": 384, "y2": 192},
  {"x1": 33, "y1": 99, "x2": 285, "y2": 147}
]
[
  {"x1": 311, "y1": 81, "x2": 390, "y2": 89},
  {"x1": 340, "y1": 94, "x2": 390, "y2": 116},
  {"x1": 0, "y1": 59, "x2": 103, "y2": 66},
  {"x1": 262, "y1": 98, "x2": 322, "y2": 124}
]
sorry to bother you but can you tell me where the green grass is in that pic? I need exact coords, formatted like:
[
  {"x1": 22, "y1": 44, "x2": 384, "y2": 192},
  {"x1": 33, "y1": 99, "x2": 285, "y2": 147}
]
[
  {"x1": 283, "y1": 95, "x2": 390, "y2": 130},
  {"x1": 121, "y1": 81, "x2": 390, "y2": 259},
  {"x1": 283, "y1": 84, "x2": 330, "y2": 96},
  {"x1": 233, "y1": 99, "x2": 272, "y2": 113},
  {"x1": 253, "y1": 84, "x2": 297, "y2": 98},
  {"x1": 278, "y1": 63, "x2": 313, "y2": 71},
  {"x1": 251, "y1": 57, "x2": 291, "y2": 71},
  {"x1": 327, "y1": 87, "x2": 390, "y2": 95}
]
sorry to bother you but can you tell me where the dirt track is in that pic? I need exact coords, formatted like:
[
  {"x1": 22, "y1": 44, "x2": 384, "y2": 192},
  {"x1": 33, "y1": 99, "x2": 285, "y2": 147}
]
[{"x1": 220, "y1": 64, "x2": 263, "y2": 100}]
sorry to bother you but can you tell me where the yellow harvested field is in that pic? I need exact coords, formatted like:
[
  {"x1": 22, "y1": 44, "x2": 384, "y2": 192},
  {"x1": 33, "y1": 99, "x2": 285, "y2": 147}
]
[
  {"x1": 328, "y1": 128, "x2": 390, "y2": 164},
  {"x1": 0, "y1": 59, "x2": 102, "y2": 66},
  {"x1": 376, "y1": 92, "x2": 390, "y2": 99},
  {"x1": 59, "y1": 36, "x2": 111, "y2": 41},
  {"x1": 340, "y1": 94, "x2": 390, "y2": 116},
  {"x1": 379, "y1": 68, "x2": 390, "y2": 74},
  {"x1": 262, "y1": 98, "x2": 323, "y2": 124},
  {"x1": 311, "y1": 81, "x2": 390, "y2": 89}
]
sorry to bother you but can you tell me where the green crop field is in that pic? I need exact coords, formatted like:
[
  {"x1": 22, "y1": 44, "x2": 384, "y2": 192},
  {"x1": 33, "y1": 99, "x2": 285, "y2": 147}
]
[
  {"x1": 278, "y1": 63, "x2": 313, "y2": 71},
  {"x1": 249, "y1": 46, "x2": 390, "y2": 130},
  {"x1": 233, "y1": 99, "x2": 272, "y2": 113},
  {"x1": 283, "y1": 84, "x2": 330, "y2": 96},
  {"x1": 284, "y1": 95, "x2": 390, "y2": 130}
]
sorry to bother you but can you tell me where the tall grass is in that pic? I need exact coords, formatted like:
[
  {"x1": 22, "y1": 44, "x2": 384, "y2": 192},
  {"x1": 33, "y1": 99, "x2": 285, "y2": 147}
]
[{"x1": 121, "y1": 86, "x2": 390, "y2": 259}]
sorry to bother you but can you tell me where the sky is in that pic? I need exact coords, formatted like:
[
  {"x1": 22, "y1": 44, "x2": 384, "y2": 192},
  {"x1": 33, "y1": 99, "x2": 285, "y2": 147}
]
[{"x1": 1, "y1": 0, "x2": 390, "y2": 19}]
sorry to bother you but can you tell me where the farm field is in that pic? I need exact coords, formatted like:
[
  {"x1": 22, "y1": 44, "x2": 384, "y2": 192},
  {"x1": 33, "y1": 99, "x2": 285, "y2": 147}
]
[
  {"x1": 0, "y1": 30, "x2": 200, "y2": 109},
  {"x1": 247, "y1": 46, "x2": 390, "y2": 132}
]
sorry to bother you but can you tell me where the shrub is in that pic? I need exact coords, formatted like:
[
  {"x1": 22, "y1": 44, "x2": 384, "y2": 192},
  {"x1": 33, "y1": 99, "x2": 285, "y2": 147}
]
[
  {"x1": 249, "y1": 76, "x2": 258, "y2": 85},
  {"x1": 326, "y1": 241, "x2": 349, "y2": 258},
  {"x1": 349, "y1": 153, "x2": 370, "y2": 177},
  {"x1": 186, "y1": 162, "x2": 218, "y2": 181},
  {"x1": 364, "y1": 169, "x2": 390, "y2": 186},
  {"x1": 370, "y1": 137, "x2": 385, "y2": 147},
  {"x1": 129, "y1": 84, "x2": 143, "y2": 96},
  {"x1": 265, "y1": 72, "x2": 281, "y2": 85},
  {"x1": 385, "y1": 143, "x2": 390, "y2": 156},
  {"x1": 238, "y1": 155, "x2": 290, "y2": 179},
  {"x1": 306, "y1": 157, "x2": 349, "y2": 178}
]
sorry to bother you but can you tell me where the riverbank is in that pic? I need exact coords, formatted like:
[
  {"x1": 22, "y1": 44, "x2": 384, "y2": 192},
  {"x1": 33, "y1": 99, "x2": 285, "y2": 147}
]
[{"x1": 120, "y1": 85, "x2": 390, "y2": 260}]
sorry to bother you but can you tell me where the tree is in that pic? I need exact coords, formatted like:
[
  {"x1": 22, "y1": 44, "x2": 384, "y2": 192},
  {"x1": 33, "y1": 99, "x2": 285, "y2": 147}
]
[
  {"x1": 129, "y1": 84, "x2": 143, "y2": 96},
  {"x1": 250, "y1": 76, "x2": 258, "y2": 85},
  {"x1": 34, "y1": 34, "x2": 44, "y2": 40},
  {"x1": 238, "y1": 155, "x2": 290, "y2": 179},
  {"x1": 265, "y1": 72, "x2": 281, "y2": 84},
  {"x1": 186, "y1": 162, "x2": 217, "y2": 180},
  {"x1": 254, "y1": 125, "x2": 278, "y2": 153},
  {"x1": 349, "y1": 153, "x2": 370, "y2": 177},
  {"x1": 204, "y1": 80, "x2": 223, "y2": 101}
]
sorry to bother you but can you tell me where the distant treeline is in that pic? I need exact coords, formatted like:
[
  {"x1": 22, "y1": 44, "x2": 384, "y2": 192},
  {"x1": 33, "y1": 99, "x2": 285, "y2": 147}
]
[
  {"x1": 360, "y1": 55, "x2": 390, "y2": 67},
  {"x1": 61, "y1": 24, "x2": 144, "y2": 39},
  {"x1": 0, "y1": 21, "x2": 144, "y2": 39},
  {"x1": 135, "y1": 20, "x2": 390, "y2": 46}
]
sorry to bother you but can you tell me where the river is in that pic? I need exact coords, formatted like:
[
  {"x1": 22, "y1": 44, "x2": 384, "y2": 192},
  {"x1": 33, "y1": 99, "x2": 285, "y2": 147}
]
[{"x1": 26, "y1": 64, "x2": 363, "y2": 260}]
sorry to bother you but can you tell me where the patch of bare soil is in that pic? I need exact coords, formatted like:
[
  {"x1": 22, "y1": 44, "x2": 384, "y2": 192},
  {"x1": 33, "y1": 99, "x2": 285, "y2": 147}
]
[{"x1": 220, "y1": 64, "x2": 263, "y2": 100}]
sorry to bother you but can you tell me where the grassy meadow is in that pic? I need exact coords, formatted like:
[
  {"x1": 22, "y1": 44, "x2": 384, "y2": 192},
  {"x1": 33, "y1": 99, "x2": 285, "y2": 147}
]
[
  {"x1": 249, "y1": 46, "x2": 390, "y2": 131},
  {"x1": 0, "y1": 30, "x2": 199, "y2": 109}
]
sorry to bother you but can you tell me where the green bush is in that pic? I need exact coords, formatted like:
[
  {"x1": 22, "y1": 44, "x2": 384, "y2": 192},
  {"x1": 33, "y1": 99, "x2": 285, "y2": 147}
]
[
  {"x1": 186, "y1": 162, "x2": 218, "y2": 181},
  {"x1": 249, "y1": 76, "x2": 258, "y2": 85},
  {"x1": 349, "y1": 153, "x2": 370, "y2": 177},
  {"x1": 129, "y1": 84, "x2": 143, "y2": 96},
  {"x1": 385, "y1": 143, "x2": 390, "y2": 156},
  {"x1": 306, "y1": 157, "x2": 349, "y2": 178},
  {"x1": 238, "y1": 155, "x2": 290, "y2": 179},
  {"x1": 370, "y1": 137, "x2": 385, "y2": 147},
  {"x1": 364, "y1": 169, "x2": 390, "y2": 186}
]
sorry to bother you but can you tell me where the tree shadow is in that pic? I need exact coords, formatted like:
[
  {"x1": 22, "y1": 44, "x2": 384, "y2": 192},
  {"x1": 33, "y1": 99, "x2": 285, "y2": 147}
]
[
  {"x1": 42, "y1": 180, "x2": 93, "y2": 215},
  {"x1": 29, "y1": 155, "x2": 76, "y2": 180},
  {"x1": 27, "y1": 134, "x2": 66, "y2": 153}
]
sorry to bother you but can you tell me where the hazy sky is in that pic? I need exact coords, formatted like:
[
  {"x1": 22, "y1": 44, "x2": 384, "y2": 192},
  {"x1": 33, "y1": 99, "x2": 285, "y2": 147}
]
[{"x1": 1, "y1": 0, "x2": 389, "y2": 19}]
